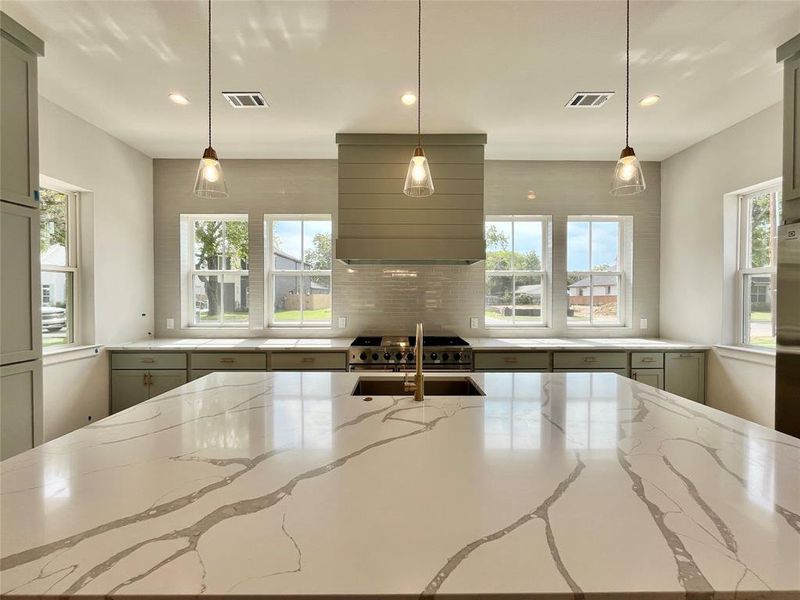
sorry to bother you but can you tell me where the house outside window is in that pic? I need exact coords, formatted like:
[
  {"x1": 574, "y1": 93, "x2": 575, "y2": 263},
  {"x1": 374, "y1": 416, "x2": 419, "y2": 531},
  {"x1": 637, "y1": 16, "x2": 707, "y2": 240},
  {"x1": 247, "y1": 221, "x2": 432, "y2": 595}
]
[
  {"x1": 187, "y1": 215, "x2": 249, "y2": 327},
  {"x1": 40, "y1": 187, "x2": 78, "y2": 348},
  {"x1": 567, "y1": 216, "x2": 628, "y2": 326},
  {"x1": 738, "y1": 185, "x2": 781, "y2": 348},
  {"x1": 265, "y1": 215, "x2": 332, "y2": 327},
  {"x1": 485, "y1": 216, "x2": 550, "y2": 326}
]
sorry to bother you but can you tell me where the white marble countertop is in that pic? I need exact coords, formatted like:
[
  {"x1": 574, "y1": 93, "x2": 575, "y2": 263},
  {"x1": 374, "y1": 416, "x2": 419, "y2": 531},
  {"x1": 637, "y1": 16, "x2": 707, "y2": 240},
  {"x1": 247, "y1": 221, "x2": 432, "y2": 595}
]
[
  {"x1": 106, "y1": 337, "x2": 709, "y2": 352},
  {"x1": 1, "y1": 371, "x2": 797, "y2": 598},
  {"x1": 105, "y1": 338, "x2": 354, "y2": 351},
  {"x1": 465, "y1": 337, "x2": 711, "y2": 350}
]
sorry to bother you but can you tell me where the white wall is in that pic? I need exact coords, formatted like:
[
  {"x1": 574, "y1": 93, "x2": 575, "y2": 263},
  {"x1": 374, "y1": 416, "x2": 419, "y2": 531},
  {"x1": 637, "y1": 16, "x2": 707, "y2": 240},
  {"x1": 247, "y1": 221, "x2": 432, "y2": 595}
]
[
  {"x1": 660, "y1": 103, "x2": 781, "y2": 427},
  {"x1": 39, "y1": 97, "x2": 154, "y2": 440}
]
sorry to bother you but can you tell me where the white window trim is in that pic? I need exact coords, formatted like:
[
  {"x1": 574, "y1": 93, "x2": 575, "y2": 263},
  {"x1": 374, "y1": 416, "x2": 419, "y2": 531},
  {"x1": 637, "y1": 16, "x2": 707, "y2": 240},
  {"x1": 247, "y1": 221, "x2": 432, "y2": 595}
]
[
  {"x1": 41, "y1": 187, "x2": 81, "y2": 350},
  {"x1": 187, "y1": 214, "x2": 250, "y2": 328},
  {"x1": 567, "y1": 215, "x2": 628, "y2": 327},
  {"x1": 736, "y1": 185, "x2": 781, "y2": 348},
  {"x1": 485, "y1": 215, "x2": 551, "y2": 328},
  {"x1": 265, "y1": 214, "x2": 333, "y2": 328}
]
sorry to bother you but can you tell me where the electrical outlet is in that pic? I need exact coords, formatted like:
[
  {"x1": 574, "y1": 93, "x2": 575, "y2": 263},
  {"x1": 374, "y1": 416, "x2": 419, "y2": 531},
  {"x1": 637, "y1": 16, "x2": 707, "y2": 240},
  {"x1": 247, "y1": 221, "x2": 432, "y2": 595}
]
[
  {"x1": 338, "y1": 316, "x2": 347, "y2": 329},
  {"x1": 166, "y1": 318, "x2": 175, "y2": 330},
  {"x1": 470, "y1": 317, "x2": 479, "y2": 329},
  {"x1": 639, "y1": 317, "x2": 648, "y2": 330}
]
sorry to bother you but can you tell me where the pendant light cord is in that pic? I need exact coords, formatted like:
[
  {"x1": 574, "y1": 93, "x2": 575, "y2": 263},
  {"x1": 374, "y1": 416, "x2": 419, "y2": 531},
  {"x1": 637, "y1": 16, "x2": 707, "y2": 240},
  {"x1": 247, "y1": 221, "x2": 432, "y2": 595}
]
[
  {"x1": 417, "y1": 0, "x2": 422, "y2": 149},
  {"x1": 625, "y1": 0, "x2": 630, "y2": 148},
  {"x1": 208, "y1": 0, "x2": 212, "y2": 149}
]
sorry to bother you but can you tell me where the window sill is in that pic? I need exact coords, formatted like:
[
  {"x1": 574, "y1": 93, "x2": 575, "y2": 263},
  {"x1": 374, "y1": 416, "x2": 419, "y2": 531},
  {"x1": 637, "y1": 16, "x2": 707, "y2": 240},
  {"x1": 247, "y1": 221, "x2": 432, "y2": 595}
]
[
  {"x1": 714, "y1": 344, "x2": 775, "y2": 367},
  {"x1": 268, "y1": 326, "x2": 333, "y2": 331},
  {"x1": 43, "y1": 344, "x2": 103, "y2": 366}
]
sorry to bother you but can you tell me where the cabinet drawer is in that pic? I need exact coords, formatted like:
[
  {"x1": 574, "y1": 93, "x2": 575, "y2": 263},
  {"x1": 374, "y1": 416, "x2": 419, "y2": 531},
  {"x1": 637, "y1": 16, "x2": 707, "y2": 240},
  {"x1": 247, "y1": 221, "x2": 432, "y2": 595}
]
[
  {"x1": 270, "y1": 352, "x2": 347, "y2": 371},
  {"x1": 474, "y1": 351, "x2": 549, "y2": 371},
  {"x1": 553, "y1": 352, "x2": 627, "y2": 369},
  {"x1": 554, "y1": 368, "x2": 628, "y2": 377},
  {"x1": 191, "y1": 353, "x2": 266, "y2": 370},
  {"x1": 631, "y1": 352, "x2": 664, "y2": 368},
  {"x1": 111, "y1": 352, "x2": 187, "y2": 370}
]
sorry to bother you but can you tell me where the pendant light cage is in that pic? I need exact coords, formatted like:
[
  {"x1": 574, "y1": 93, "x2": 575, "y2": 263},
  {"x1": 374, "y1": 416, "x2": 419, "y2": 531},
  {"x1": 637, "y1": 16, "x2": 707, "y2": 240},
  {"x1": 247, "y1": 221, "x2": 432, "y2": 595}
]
[
  {"x1": 404, "y1": 0, "x2": 434, "y2": 198},
  {"x1": 610, "y1": 0, "x2": 645, "y2": 196},
  {"x1": 194, "y1": 0, "x2": 228, "y2": 199}
]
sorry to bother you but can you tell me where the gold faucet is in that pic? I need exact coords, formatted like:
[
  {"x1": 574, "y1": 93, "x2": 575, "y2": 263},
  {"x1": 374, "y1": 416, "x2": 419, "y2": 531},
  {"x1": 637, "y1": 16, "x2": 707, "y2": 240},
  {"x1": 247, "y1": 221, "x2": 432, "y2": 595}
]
[{"x1": 404, "y1": 322, "x2": 424, "y2": 402}]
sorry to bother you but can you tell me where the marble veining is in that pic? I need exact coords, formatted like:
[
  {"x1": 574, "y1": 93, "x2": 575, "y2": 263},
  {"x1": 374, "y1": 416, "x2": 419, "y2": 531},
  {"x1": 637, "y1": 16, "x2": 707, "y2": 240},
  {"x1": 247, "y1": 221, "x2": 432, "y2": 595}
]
[{"x1": 1, "y1": 371, "x2": 797, "y2": 598}]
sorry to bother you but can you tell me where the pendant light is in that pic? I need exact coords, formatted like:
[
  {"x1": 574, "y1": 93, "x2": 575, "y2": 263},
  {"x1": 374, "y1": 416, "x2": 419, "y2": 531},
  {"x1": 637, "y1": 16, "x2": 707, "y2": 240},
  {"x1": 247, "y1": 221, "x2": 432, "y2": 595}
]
[
  {"x1": 193, "y1": 0, "x2": 228, "y2": 198},
  {"x1": 610, "y1": 0, "x2": 645, "y2": 196},
  {"x1": 403, "y1": 0, "x2": 434, "y2": 197}
]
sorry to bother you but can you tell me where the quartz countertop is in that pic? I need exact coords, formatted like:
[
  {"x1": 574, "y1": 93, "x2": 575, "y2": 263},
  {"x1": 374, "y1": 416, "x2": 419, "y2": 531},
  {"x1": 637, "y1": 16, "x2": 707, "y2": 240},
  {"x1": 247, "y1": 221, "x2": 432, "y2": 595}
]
[
  {"x1": 105, "y1": 337, "x2": 709, "y2": 352},
  {"x1": 1, "y1": 371, "x2": 797, "y2": 598}
]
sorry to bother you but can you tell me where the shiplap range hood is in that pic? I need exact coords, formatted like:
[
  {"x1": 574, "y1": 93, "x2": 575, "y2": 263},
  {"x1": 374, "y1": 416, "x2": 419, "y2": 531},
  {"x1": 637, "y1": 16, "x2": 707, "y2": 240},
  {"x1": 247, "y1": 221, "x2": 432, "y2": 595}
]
[{"x1": 335, "y1": 133, "x2": 487, "y2": 265}]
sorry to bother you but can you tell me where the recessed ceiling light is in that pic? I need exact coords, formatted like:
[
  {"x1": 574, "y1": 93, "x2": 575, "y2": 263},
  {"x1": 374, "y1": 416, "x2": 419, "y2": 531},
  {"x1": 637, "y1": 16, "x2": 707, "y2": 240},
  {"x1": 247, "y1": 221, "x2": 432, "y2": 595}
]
[
  {"x1": 168, "y1": 92, "x2": 190, "y2": 105},
  {"x1": 639, "y1": 94, "x2": 661, "y2": 107},
  {"x1": 527, "y1": 190, "x2": 537, "y2": 200},
  {"x1": 401, "y1": 92, "x2": 417, "y2": 106}
]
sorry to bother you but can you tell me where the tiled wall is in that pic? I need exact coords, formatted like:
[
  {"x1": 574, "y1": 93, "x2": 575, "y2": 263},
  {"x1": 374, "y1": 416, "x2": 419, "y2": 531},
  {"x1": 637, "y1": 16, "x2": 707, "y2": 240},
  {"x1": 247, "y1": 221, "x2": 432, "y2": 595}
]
[
  {"x1": 332, "y1": 263, "x2": 485, "y2": 335},
  {"x1": 153, "y1": 158, "x2": 660, "y2": 339}
]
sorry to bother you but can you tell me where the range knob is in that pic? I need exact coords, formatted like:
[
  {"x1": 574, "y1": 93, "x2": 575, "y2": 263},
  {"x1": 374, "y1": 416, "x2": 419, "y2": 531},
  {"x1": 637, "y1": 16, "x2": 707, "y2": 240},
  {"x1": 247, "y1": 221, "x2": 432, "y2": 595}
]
[
  {"x1": 383, "y1": 352, "x2": 391, "y2": 361},
  {"x1": 442, "y1": 353, "x2": 449, "y2": 361},
  {"x1": 371, "y1": 353, "x2": 379, "y2": 361},
  {"x1": 430, "y1": 352, "x2": 438, "y2": 360},
  {"x1": 453, "y1": 352, "x2": 461, "y2": 361},
  {"x1": 359, "y1": 352, "x2": 367, "y2": 360},
  {"x1": 407, "y1": 353, "x2": 415, "y2": 361},
  {"x1": 395, "y1": 352, "x2": 403, "y2": 360}
]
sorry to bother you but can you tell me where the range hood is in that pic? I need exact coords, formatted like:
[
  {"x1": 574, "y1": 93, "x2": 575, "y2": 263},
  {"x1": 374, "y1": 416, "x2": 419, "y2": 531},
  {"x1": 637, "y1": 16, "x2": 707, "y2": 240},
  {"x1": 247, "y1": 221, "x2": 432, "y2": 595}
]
[{"x1": 335, "y1": 133, "x2": 487, "y2": 265}]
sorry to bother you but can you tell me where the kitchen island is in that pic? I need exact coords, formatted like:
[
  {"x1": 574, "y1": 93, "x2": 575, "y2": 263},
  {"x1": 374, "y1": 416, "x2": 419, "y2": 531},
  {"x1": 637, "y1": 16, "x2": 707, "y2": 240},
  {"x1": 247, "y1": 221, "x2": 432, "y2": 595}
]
[{"x1": 1, "y1": 371, "x2": 798, "y2": 598}]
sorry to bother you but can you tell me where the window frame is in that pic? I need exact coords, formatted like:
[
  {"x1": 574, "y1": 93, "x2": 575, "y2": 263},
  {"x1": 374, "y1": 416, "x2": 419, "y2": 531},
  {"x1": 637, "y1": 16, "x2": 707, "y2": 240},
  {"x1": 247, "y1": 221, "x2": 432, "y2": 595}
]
[
  {"x1": 265, "y1": 214, "x2": 333, "y2": 328},
  {"x1": 737, "y1": 185, "x2": 781, "y2": 348},
  {"x1": 484, "y1": 215, "x2": 551, "y2": 328},
  {"x1": 187, "y1": 214, "x2": 250, "y2": 328},
  {"x1": 566, "y1": 215, "x2": 626, "y2": 327},
  {"x1": 40, "y1": 187, "x2": 80, "y2": 349}
]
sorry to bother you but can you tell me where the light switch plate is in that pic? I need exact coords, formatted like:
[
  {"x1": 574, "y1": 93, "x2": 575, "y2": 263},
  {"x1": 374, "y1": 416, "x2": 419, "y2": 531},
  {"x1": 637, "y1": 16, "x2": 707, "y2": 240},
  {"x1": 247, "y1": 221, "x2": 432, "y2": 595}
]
[
  {"x1": 470, "y1": 317, "x2": 479, "y2": 329},
  {"x1": 338, "y1": 316, "x2": 347, "y2": 329},
  {"x1": 166, "y1": 318, "x2": 175, "y2": 330},
  {"x1": 639, "y1": 317, "x2": 648, "y2": 330}
]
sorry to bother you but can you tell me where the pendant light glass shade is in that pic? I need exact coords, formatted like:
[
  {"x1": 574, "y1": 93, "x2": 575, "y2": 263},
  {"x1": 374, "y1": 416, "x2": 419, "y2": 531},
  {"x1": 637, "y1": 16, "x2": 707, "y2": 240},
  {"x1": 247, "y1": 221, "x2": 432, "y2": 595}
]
[
  {"x1": 404, "y1": 147, "x2": 434, "y2": 197},
  {"x1": 610, "y1": 146, "x2": 645, "y2": 196},
  {"x1": 193, "y1": 146, "x2": 228, "y2": 198}
]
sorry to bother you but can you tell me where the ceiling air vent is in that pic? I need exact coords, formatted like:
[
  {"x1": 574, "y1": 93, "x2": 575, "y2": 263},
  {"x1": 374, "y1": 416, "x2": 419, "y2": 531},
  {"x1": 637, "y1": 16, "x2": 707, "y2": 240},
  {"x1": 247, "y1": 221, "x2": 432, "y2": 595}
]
[
  {"x1": 222, "y1": 91, "x2": 268, "y2": 108},
  {"x1": 565, "y1": 92, "x2": 614, "y2": 108}
]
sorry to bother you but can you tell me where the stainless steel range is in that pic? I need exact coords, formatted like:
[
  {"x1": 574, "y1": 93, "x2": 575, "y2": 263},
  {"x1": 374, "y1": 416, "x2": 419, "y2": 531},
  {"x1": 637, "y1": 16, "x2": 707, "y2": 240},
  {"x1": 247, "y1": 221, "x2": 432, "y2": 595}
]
[{"x1": 349, "y1": 335, "x2": 472, "y2": 371}]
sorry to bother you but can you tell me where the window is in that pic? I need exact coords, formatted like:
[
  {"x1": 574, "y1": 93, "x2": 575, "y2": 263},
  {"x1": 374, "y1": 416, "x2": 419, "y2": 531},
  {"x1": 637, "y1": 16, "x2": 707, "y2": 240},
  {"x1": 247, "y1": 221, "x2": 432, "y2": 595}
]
[
  {"x1": 40, "y1": 187, "x2": 78, "y2": 348},
  {"x1": 485, "y1": 216, "x2": 549, "y2": 326},
  {"x1": 567, "y1": 216, "x2": 627, "y2": 326},
  {"x1": 738, "y1": 186, "x2": 781, "y2": 348},
  {"x1": 266, "y1": 215, "x2": 332, "y2": 326},
  {"x1": 188, "y1": 215, "x2": 249, "y2": 326}
]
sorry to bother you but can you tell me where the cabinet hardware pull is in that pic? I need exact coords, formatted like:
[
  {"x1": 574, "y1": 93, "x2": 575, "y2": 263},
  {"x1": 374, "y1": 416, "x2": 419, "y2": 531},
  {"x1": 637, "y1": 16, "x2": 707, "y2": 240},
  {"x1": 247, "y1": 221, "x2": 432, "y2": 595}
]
[
  {"x1": 679, "y1": 353, "x2": 691, "y2": 358},
  {"x1": 302, "y1": 357, "x2": 315, "y2": 363},
  {"x1": 642, "y1": 357, "x2": 654, "y2": 362},
  {"x1": 140, "y1": 358, "x2": 155, "y2": 363},
  {"x1": 503, "y1": 357, "x2": 519, "y2": 363},
  {"x1": 219, "y1": 358, "x2": 235, "y2": 363},
  {"x1": 584, "y1": 357, "x2": 597, "y2": 362}
]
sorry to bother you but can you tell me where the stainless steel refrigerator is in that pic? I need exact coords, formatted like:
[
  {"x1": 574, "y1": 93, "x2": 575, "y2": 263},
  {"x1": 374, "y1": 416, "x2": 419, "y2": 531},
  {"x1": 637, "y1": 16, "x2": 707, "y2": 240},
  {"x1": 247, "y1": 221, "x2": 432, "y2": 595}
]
[{"x1": 776, "y1": 222, "x2": 800, "y2": 438}]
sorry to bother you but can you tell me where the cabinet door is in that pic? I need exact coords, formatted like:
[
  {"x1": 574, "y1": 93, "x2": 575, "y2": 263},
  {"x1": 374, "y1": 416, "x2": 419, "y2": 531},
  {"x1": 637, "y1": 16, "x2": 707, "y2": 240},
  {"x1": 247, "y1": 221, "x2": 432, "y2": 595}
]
[
  {"x1": 783, "y1": 53, "x2": 800, "y2": 209},
  {"x1": 0, "y1": 359, "x2": 42, "y2": 459},
  {"x1": 665, "y1": 353, "x2": 705, "y2": 403},
  {"x1": 148, "y1": 370, "x2": 188, "y2": 399},
  {"x1": 1, "y1": 202, "x2": 41, "y2": 364},
  {"x1": 631, "y1": 368, "x2": 664, "y2": 390},
  {"x1": 0, "y1": 36, "x2": 38, "y2": 208},
  {"x1": 110, "y1": 370, "x2": 150, "y2": 413}
]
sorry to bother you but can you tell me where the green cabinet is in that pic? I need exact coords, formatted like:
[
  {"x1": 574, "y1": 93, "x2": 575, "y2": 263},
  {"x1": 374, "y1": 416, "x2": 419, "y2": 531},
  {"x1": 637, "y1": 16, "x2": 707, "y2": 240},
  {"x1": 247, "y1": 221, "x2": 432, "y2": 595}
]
[
  {"x1": 110, "y1": 369, "x2": 187, "y2": 413},
  {"x1": 0, "y1": 359, "x2": 42, "y2": 459},
  {"x1": 664, "y1": 352, "x2": 705, "y2": 403},
  {"x1": 631, "y1": 368, "x2": 664, "y2": 390}
]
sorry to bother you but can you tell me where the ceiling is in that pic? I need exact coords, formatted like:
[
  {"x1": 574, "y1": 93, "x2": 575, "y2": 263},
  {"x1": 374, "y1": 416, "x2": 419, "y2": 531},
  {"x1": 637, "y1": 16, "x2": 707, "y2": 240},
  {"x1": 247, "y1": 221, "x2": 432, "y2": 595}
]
[{"x1": 3, "y1": 0, "x2": 799, "y2": 160}]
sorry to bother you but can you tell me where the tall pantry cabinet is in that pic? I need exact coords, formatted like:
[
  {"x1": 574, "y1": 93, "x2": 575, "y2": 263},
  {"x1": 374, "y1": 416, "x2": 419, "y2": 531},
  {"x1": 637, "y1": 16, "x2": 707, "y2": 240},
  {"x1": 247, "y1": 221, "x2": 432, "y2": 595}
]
[{"x1": 0, "y1": 12, "x2": 44, "y2": 460}]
